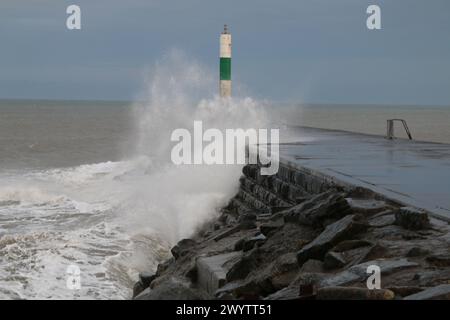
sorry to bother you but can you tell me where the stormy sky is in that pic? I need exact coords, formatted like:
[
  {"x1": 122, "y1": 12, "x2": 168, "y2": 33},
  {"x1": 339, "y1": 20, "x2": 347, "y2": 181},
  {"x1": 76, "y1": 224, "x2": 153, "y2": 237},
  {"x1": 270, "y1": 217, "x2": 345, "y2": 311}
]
[{"x1": 1, "y1": 0, "x2": 449, "y2": 105}]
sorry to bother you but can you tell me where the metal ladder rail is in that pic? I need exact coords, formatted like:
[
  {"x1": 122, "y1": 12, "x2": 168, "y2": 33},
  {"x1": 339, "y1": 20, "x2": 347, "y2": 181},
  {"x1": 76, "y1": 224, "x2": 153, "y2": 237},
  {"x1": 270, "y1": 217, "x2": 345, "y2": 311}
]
[{"x1": 386, "y1": 119, "x2": 413, "y2": 140}]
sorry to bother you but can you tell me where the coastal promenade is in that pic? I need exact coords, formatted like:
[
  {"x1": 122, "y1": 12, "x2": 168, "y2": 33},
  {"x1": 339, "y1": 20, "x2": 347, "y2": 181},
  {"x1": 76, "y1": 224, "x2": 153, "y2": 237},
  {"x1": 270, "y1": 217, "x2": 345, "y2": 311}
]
[{"x1": 280, "y1": 126, "x2": 450, "y2": 221}]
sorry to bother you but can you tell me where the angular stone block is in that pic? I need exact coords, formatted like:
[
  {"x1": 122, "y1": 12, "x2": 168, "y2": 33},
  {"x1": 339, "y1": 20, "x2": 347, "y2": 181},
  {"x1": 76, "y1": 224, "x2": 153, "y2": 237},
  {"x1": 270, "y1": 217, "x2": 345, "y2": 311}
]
[{"x1": 196, "y1": 252, "x2": 243, "y2": 295}]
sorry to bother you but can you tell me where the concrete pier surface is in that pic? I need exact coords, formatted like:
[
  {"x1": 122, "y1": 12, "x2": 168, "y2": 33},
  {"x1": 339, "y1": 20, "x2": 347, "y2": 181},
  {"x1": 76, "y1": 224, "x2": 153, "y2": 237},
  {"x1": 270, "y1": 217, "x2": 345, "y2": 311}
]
[{"x1": 278, "y1": 126, "x2": 450, "y2": 221}]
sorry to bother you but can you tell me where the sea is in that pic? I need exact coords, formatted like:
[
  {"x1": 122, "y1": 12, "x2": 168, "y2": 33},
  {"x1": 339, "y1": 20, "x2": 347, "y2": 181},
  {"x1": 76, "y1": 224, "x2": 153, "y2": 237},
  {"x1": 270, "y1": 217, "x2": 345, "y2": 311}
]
[{"x1": 0, "y1": 98, "x2": 449, "y2": 299}]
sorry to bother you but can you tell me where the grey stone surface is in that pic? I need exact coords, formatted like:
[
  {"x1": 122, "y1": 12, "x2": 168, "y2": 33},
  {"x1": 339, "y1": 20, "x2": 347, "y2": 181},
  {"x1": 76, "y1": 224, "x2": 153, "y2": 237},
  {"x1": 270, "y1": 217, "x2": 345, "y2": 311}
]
[
  {"x1": 346, "y1": 198, "x2": 387, "y2": 214},
  {"x1": 395, "y1": 207, "x2": 430, "y2": 230},
  {"x1": 259, "y1": 219, "x2": 284, "y2": 237},
  {"x1": 132, "y1": 281, "x2": 145, "y2": 298},
  {"x1": 368, "y1": 214, "x2": 396, "y2": 228},
  {"x1": 319, "y1": 258, "x2": 419, "y2": 287},
  {"x1": 283, "y1": 191, "x2": 352, "y2": 227},
  {"x1": 171, "y1": 239, "x2": 197, "y2": 260},
  {"x1": 297, "y1": 215, "x2": 365, "y2": 265},
  {"x1": 139, "y1": 272, "x2": 156, "y2": 288},
  {"x1": 324, "y1": 251, "x2": 346, "y2": 270},
  {"x1": 263, "y1": 286, "x2": 299, "y2": 300},
  {"x1": 196, "y1": 252, "x2": 243, "y2": 295},
  {"x1": 300, "y1": 259, "x2": 325, "y2": 273},
  {"x1": 404, "y1": 284, "x2": 450, "y2": 300}
]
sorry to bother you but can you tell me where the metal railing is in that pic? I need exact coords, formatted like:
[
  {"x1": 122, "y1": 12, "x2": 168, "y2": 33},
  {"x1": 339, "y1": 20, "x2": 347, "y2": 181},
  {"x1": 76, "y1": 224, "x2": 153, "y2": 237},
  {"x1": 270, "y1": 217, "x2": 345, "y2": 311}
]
[{"x1": 386, "y1": 119, "x2": 413, "y2": 140}]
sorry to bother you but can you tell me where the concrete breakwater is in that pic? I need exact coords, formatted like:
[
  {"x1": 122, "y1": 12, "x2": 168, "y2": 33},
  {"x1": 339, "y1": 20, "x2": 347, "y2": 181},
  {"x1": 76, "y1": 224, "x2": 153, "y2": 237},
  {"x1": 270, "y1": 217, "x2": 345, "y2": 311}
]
[{"x1": 132, "y1": 154, "x2": 450, "y2": 300}]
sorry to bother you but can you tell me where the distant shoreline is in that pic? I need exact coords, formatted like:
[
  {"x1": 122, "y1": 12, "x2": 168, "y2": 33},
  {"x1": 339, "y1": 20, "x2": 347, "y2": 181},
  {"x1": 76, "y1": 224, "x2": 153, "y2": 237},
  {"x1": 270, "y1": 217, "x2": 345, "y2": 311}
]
[{"x1": 1, "y1": 98, "x2": 449, "y2": 109}]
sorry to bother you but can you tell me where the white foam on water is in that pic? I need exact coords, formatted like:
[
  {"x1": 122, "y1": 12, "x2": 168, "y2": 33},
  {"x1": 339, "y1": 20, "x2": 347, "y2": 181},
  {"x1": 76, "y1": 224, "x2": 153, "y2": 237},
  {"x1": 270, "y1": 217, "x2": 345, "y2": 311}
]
[{"x1": 0, "y1": 51, "x2": 273, "y2": 299}]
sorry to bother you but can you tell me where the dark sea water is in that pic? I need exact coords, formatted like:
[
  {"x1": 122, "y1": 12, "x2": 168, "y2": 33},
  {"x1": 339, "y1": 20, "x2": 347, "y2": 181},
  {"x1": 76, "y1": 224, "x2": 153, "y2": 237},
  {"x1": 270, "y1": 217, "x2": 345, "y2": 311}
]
[
  {"x1": 0, "y1": 100, "x2": 134, "y2": 171},
  {"x1": 280, "y1": 104, "x2": 450, "y2": 144}
]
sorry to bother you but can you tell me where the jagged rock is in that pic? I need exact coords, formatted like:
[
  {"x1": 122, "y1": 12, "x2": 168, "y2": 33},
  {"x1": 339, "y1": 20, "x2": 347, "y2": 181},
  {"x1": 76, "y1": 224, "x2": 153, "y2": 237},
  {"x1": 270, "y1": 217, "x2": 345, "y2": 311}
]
[
  {"x1": 156, "y1": 257, "x2": 174, "y2": 276},
  {"x1": 135, "y1": 277, "x2": 205, "y2": 300},
  {"x1": 317, "y1": 287, "x2": 395, "y2": 300},
  {"x1": 133, "y1": 281, "x2": 145, "y2": 298},
  {"x1": 226, "y1": 248, "x2": 261, "y2": 282},
  {"x1": 346, "y1": 198, "x2": 387, "y2": 214},
  {"x1": 184, "y1": 259, "x2": 198, "y2": 282},
  {"x1": 255, "y1": 252, "x2": 299, "y2": 293},
  {"x1": 197, "y1": 252, "x2": 243, "y2": 295},
  {"x1": 260, "y1": 219, "x2": 284, "y2": 237},
  {"x1": 319, "y1": 258, "x2": 419, "y2": 287},
  {"x1": 283, "y1": 191, "x2": 352, "y2": 227},
  {"x1": 139, "y1": 272, "x2": 156, "y2": 288},
  {"x1": 426, "y1": 254, "x2": 450, "y2": 267},
  {"x1": 324, "y1": 252, "x2": 346, "y2": 270},
  {"x1": 245, "y1": 234, "x2": 267, "y2": 251},
  {"x1": 300, "y1": 259, "x2": 325, "y2": 273},
  {"x1": 213, "y1": 226, "x2": 240, "y2": 242},
  {"x1": 325, "y1": 240, "x2": 378, "y2": 268},
  {"x1": 406, "y1": 247, "x2": 430, "y2": 257},
  {"x1": 370, "y1": 224, "x2": 428, "y2": 241},
  {"x1": 265, "y1": 272, "x2": 326, "y2": 300},
  {"x1": 296, "y1": 215, "x2": 365, "y2": 265},
  {"x1": 368, "y1": 213, "x2": 396, "y2": 228},
  {"x1": 395, "y1": 207, "x2": 430, "y2": 230},
  {"x1": 228, "y1": 252, "x2": 303, "y2": 298},
  {"x1": 404, "y1": 284, "x2": 450, "y2": 300},
  {"x1": 234, "y1": 233, "x2": 266, "y2": 251},
  {"x1": 171, "y1": 239, "x2": 197, "y2": 260},
  {"x1": 214, "y1": 280, "x2": 261, "y2": 299},
  {"x1": 263, "y1": 272, "x2": 324, "y2": 300}
]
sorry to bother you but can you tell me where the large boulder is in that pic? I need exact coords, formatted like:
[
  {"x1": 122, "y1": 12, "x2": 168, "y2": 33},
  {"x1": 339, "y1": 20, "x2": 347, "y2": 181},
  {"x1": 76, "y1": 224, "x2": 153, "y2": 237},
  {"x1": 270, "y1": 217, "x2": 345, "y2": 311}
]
[
  {"x1": 171, "y1": 239, "x2": 197, "y2": 260},
  {"x1": 196, "y1": 252, "x2": 243, "y2": 295},
  {"x1": 296, "y1": 215, "x2": 366, "y2": 265},
  {"x1": 226, "y1": 248, "x2": 261, "y2": 282},
  {"x1": 345, "y1": 198, "x2": 387, "y2": 214},
  {"x1": 283, "y1": 191, "x2": 352, "y2": 227},
  {"x1": 236, "y1": 252, "x2": 300, "y2": 297},
  {"x1": 234, "y1": 233, "x2": 267, "y2": 252},
  {"x1": 324, "y1": 240, "x2": 377, "y2": 270}
]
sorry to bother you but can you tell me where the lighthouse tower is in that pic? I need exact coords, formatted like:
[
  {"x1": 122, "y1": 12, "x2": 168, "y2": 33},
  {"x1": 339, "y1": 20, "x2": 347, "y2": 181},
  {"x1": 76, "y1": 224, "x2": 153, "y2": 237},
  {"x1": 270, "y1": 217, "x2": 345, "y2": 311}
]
[{"x1": 220, "y1": 24, "x2": 232, "y2": 98}]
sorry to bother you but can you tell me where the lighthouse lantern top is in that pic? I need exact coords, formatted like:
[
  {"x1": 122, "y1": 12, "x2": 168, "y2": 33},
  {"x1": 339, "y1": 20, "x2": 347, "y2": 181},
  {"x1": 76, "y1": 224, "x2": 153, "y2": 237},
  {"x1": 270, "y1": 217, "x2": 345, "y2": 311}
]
[{"x1": 222, "y1": 24, "x2": 229, "y2": 34}]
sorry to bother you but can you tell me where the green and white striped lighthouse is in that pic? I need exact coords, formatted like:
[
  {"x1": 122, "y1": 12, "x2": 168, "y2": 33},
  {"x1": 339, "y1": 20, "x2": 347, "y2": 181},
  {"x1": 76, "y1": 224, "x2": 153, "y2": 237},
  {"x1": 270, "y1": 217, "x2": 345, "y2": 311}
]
[{"x1": 220, "y1": 24, "x2": 232, "y2": 98}]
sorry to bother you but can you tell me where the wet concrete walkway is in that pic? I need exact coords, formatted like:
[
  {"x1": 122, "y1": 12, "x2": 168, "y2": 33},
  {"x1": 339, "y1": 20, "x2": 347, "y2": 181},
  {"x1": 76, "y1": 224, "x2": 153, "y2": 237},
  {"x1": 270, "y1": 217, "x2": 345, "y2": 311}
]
[{"x1": 279, "y1": 127, "x2": 450, "y2": 221}]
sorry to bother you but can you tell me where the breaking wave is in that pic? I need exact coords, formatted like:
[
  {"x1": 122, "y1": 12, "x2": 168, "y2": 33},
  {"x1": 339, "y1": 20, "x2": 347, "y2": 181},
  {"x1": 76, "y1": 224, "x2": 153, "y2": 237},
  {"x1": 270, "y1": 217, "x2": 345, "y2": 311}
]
[{"x1": 0, "y1": 50, "x2": 271, "y2": 299}]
